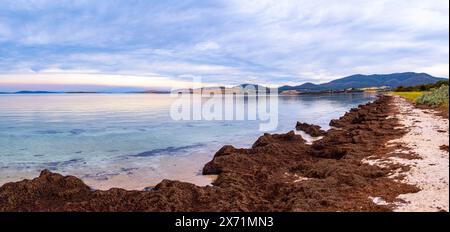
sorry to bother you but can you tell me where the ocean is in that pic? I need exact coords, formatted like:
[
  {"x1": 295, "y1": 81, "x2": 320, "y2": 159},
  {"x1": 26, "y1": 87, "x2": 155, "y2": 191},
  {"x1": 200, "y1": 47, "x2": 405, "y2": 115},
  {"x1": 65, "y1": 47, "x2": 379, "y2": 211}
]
[{"x1": 0, "y1": 93, "x2": 376, "y2": 190}]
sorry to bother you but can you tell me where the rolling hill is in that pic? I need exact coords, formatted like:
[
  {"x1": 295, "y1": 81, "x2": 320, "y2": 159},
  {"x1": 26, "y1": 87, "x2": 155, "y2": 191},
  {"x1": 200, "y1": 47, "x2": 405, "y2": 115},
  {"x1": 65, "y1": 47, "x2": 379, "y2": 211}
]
[{"x1": 280, "y1": 72, "x2": 448, "y2": 92}]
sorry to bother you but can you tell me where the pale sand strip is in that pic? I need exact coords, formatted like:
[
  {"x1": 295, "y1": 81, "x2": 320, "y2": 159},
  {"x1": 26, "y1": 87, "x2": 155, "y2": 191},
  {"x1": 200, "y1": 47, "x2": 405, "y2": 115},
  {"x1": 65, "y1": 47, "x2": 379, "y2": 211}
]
[{"x1": 368, "y1": 96, "x2": 449, "y2": 211}]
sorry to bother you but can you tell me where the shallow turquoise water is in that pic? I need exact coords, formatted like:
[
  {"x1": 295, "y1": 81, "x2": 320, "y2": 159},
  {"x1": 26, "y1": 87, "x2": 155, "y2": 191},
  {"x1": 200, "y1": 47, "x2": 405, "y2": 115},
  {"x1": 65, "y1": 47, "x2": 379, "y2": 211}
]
[{"x1": 0, "y1": 93, "x2": 375, "y2": 189}]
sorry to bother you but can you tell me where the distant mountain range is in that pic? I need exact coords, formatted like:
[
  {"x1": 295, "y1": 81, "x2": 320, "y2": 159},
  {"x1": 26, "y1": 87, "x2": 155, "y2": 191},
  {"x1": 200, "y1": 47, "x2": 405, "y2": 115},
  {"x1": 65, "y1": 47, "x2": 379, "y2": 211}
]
[
  {"x1": 174, "y1": 72, "x2": 447, "y2": 95},
  {"x1": 15, "y1": 91, "x2": 63, "y2": 94},
  {"x1": 280, "y1": 72, "x2": 447, "y2": 93},
  {"x1": 174, "y1": 83, "x2": 274, "y2": 94},
  {"x1": 1, "y1": 72, "x2": 447, "y2": 95},
  {"x1": 0, "y1": 91, "x2": 61, "y2": 94},
  {"x1": 0, "y1": 90, "x2": 170, "y2": 94}
]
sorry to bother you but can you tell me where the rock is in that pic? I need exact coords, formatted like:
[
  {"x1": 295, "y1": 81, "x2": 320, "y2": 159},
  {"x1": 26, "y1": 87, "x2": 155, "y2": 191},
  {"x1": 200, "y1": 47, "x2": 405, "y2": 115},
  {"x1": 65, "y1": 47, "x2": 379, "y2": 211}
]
[
  {"x1": 252, "y1": 131, "x2": 304, "y2": 148},
  {"x1": 296, "y1": 122, "x2": 326, "y2": 137}
]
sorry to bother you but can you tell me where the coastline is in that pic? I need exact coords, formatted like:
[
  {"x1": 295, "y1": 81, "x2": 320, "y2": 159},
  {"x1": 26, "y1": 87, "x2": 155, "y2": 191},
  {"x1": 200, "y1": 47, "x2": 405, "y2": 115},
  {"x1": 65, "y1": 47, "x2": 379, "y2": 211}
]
[
  {"x1": 0, "y1": 95, "x2": 447, "y2": 212},
  {"x1": 0, "y1": 148, "x2": 220, "y2": 191},
  {"x1": 365, "y1": 95, "x2": 449, "y2": 211}
]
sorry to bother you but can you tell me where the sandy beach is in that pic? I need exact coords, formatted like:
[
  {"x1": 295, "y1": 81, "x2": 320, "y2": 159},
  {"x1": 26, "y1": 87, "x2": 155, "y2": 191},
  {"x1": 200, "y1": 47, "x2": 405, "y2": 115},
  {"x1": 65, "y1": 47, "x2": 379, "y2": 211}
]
[
  {"x1": 0, "y1": 95, "x2": 448, "y2": 212},
  {"x1": 365, "y1": 96, "x2": 449, "y2": 211}
]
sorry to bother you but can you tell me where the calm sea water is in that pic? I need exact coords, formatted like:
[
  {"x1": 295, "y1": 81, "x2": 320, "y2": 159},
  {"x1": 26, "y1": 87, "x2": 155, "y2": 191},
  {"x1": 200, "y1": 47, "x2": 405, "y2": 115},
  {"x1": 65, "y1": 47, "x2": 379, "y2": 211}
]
[{"x1": 0, "y1": 93, "x2": 375, "y2": 189}]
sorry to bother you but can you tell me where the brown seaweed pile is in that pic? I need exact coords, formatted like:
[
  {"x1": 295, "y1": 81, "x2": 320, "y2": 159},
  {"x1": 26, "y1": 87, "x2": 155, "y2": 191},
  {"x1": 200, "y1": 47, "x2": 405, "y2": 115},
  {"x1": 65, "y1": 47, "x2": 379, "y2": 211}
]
[
  {"x1": 295, "y1": 122, "x2": 326, "y2": 137},
  {"x1": 0, "y1": 95, "x2": 419, "y2": 212}
]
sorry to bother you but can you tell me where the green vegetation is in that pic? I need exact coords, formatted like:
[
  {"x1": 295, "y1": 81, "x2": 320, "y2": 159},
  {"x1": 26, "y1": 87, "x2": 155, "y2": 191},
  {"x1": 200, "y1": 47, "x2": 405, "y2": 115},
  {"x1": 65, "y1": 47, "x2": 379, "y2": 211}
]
[
  {"x1": 392, "y1": 84, "x2": 449, "y2": 118},
  {"x1": 392, "y1": 80, "x2": 449, "y2": 106},
  {"x1": 394, "y1": 80, "x2": 449, "y2": 92},
  {"x1": 416, "y1": 85, "x2": 449, "y2": 107},
  {"x1": 392, "y1": 91, "x2": 425, "y2": 102}
]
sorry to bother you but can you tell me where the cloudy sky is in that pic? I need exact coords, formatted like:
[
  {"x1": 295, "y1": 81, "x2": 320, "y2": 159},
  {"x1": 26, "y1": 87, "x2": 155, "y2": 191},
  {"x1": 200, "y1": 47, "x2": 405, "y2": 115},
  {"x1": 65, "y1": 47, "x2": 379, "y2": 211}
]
[{"x1": 0, "y1": 0, "x2": 448, "y2": 91}]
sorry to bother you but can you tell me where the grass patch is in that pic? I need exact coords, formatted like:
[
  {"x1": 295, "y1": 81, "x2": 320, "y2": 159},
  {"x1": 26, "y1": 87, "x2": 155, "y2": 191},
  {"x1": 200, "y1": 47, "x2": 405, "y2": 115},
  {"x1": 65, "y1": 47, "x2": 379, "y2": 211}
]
[{"x1": 391, "y1": 91, "x2": 425, "y2": 102}]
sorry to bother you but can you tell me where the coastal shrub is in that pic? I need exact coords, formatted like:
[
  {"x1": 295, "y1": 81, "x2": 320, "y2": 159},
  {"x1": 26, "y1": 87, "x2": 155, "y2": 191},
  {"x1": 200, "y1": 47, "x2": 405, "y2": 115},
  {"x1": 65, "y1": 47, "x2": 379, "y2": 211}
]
[
  {"x1": 416, "y1": 85, "x2": 449, "y2": 107},
  {"x1": 394, "y1": 80, "x2": 449, "y2": 92}
]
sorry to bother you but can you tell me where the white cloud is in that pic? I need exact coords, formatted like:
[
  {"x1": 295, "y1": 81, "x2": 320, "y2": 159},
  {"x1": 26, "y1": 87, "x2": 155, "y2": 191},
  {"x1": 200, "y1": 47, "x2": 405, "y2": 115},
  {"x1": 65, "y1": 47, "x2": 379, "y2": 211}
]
[
  {"x1": 0, "y1": 0, "x2": 448, "y2": 90},
  {"x1": 0, "y1": 71, "x2": 222, "y2": 91},
  {"x1": 418, "y1": 63, "x2": 450, "y2": 78},
  {"x1": 195, "y1": 41, "x2": 220, "y2": 51}
]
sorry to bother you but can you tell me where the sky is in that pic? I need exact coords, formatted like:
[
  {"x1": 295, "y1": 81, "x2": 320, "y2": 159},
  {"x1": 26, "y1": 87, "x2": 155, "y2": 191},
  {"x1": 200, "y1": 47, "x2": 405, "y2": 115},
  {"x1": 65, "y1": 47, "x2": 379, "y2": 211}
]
[{"x1": 0, "y1": 0, "x2": 449, "y2": 91}]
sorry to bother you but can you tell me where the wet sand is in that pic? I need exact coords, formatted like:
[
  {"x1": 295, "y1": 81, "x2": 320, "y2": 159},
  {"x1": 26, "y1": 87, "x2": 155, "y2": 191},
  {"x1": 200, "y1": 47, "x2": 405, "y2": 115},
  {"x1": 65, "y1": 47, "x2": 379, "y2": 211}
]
[
  {"x1": 0, "y1": 151, "x2": 218, "y2": 191},
  {"x1": 83, "y1": 152, "x2": 219, "y2": 190}
]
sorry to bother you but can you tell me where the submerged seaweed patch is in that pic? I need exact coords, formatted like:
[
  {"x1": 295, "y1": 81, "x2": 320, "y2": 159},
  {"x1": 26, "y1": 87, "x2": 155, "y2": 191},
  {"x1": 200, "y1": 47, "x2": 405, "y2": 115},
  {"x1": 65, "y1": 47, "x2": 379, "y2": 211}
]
[
  {"x1": 130, "y1": 143, "x2": 206, "y2": 157},
  {"x1": 42, "y1": 158, "x2": 84, "y2": 171}
]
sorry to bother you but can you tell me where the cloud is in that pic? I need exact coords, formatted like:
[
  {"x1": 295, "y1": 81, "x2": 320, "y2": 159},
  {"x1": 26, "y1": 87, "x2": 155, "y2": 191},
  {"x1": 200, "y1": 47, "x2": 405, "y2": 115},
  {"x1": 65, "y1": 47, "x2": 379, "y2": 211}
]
[
  {"x1": 0, "y1": 22, "x2": 11, "y2": 40},
  {"x1": 0, "y1": 71, "x2": 222, "y2": 92},
  {"x1": 0, "y1": 0, "x2": 448, "y2": 91},
  {"x1": 195, "y1": 41, "x2": 220, "y2": 51}
]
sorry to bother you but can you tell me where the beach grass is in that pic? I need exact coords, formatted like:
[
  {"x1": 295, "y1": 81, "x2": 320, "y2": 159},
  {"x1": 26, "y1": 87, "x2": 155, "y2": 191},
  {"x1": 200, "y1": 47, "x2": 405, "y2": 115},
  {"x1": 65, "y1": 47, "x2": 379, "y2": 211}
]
[{"x1": 391, "y1": 91, "x2": 425, "y2": 102}]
